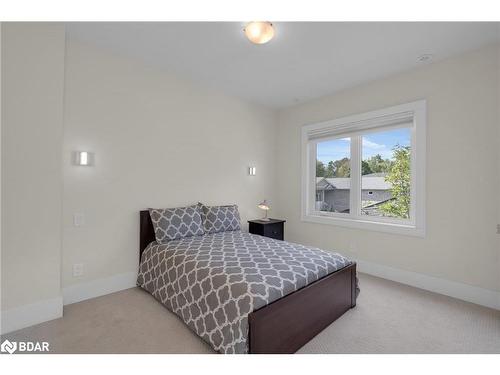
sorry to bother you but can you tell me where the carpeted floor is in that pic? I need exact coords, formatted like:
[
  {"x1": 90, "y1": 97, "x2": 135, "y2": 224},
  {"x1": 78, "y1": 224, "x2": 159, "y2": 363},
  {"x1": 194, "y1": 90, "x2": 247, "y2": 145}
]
[{"x1": 3, "y1": 273, "x2": 499, "y2": 354}]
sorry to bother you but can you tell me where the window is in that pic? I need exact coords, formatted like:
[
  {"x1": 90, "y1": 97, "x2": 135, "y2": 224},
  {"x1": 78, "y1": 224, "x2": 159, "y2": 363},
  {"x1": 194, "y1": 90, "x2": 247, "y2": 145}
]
[
  {"x1": 361, "y1": 127, "x2": 411, "y2": 219},
  {"x1": 301, "y1": 101, "x2": 426, "y2": 236},
  {"x1": 316, "y1": 138, "x2": 350, "y2": 213}
]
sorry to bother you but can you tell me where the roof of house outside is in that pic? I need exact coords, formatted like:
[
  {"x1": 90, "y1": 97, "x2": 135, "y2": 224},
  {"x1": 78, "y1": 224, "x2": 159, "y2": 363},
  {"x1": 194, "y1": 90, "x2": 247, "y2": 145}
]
[
  {"x1": 316, "y1": 175, "x2": 391, "y2": 190},
  {"x1": 325, "y1": 177, "x2": 350, "y2": 190}
]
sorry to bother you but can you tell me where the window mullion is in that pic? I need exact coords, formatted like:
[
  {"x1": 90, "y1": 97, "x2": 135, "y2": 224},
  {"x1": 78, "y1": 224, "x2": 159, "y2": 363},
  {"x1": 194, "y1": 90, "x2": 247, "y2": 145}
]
[
  {"x1": 308, "y1": 141, "x2": 317, "y2": 214},
  {"x1": 350, "y1": 135, "x2": 362, "y2": 217}
]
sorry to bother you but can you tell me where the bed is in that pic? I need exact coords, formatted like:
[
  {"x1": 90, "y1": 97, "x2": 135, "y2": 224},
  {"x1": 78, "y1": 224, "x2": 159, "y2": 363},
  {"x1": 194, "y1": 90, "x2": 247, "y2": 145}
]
[{"x1": 138, "y1": 210, "x2": 358, "y2": 354}]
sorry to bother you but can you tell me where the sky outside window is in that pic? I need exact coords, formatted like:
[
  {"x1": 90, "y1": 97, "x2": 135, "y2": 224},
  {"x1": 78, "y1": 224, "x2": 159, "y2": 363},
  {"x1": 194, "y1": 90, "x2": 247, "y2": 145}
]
[{"x1": 316, "y1": 128, "x2": 410, "y2": 163}]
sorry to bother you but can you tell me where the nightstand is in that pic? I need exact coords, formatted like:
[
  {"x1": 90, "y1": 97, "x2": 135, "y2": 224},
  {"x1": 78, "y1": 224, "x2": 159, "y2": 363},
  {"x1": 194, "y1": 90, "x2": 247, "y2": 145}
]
[{"x1": 248, "y1": 219, "x2": 286, "y2": 241}]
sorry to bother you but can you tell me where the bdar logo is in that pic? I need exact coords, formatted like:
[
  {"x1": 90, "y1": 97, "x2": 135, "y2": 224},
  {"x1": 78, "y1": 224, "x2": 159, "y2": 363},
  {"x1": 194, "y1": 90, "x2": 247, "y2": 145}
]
[
  {"x1": 0, "y1": 339, "x2": 49, "y2": 353},
  {"x1": 1, "y1": 339, "x2": 17, "y2": 354}
]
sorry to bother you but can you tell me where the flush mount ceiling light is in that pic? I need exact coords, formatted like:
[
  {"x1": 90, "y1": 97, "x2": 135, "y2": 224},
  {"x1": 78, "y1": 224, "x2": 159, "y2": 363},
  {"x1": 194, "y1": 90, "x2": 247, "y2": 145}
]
[{"x1": 244, "y1": 22, "x2": 275, "y2": 44}]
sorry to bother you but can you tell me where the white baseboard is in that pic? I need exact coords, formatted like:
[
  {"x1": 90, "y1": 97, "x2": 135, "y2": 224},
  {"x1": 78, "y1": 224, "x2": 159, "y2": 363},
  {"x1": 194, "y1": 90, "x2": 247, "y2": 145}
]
[
  {"x1": 1, "y1": 296, "x2": 63, "y2": 335},
  {"x1": 3, "y1": 265, "x2": 495, "y2": 336},
  {"x1": 62, "y1": 271, "x2": 137, "y2": 305},
  {"x1": 356, "y1": 259, "x2": 500, "y2": 310}
]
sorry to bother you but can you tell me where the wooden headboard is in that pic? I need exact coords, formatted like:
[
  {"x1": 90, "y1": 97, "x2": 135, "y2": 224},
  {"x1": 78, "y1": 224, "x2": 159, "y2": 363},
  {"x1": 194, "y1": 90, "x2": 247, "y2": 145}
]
[{"x1": 140, "y1": 210, "x2": 155, "y2": 261}]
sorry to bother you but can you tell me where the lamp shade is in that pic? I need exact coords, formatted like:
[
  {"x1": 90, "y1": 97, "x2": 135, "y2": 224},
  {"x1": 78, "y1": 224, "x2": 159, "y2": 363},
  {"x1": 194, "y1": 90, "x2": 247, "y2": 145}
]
[{"x1": 258, "y1": 200, "x2": 270, "y2": 210}]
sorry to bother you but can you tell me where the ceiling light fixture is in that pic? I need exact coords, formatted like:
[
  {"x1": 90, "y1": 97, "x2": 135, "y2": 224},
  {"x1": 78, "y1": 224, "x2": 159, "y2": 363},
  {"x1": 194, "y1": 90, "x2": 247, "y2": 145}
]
[{"x1": 244, "y1": 22, "x2": 275, "y2": 44}]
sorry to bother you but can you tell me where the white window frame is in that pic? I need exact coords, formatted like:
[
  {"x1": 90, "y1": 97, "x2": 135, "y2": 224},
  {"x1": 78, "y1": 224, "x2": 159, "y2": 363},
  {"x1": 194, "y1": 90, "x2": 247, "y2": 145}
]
[{"x1": 301, "y1": 100, "x2": 426, "y2": 237}]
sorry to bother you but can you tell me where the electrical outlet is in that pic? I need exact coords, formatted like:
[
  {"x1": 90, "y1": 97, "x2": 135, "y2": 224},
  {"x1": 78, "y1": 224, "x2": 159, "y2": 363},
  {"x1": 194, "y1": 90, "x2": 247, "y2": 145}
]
[
  {"x1": 72, "y1": 263, "x2": 84, "y2": 277},
  {"x1": 497, "y1": 224, "x2": 500, "y2": 235},
  {"x1": 73, "y1": 213, "x2": 85, "y2": 227}
]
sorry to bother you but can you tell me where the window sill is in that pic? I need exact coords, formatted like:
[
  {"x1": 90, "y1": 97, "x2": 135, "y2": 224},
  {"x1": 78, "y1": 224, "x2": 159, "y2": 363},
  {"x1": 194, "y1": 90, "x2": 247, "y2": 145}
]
[{"x1": 301, "y1": 213, "x2": 425, "y2": 237}]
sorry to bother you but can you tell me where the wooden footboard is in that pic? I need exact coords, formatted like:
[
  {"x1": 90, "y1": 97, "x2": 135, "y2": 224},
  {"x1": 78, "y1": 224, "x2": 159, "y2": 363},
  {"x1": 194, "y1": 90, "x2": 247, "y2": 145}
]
[{"x1": 248, "y1": 262, "x2": 357, "y2": 354}]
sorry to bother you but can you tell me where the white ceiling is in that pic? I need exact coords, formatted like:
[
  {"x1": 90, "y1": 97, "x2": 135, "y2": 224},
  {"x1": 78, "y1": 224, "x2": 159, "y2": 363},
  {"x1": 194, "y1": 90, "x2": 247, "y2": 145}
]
[{"x1": 67, "y1": 22, "x2": 499, "y2": 108}]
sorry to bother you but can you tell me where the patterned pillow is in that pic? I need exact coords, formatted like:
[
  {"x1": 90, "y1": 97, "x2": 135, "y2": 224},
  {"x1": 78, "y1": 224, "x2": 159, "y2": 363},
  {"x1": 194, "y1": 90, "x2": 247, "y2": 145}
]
[
  {"x1": 149, "y1": 205, "x2": 204, "y2": 243},
  {"x1": 199, "y1": 203, "x2": 241, "y2": 234}
]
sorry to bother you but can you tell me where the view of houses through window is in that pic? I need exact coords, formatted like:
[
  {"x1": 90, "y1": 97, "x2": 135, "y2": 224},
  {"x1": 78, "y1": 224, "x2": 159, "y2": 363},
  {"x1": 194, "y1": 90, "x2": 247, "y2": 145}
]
[
  {"x1": 316, "y1": 138, "x2": 351, "y2": 213},
  {"x1": 315, "y1": 128, "x2": 411, "y2": 220}
]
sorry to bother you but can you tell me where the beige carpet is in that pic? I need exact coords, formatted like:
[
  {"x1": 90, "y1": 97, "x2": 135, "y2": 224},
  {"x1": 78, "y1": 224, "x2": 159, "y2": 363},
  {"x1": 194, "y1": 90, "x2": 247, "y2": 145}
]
[{"x1": 3, "y1": 273, "x2": 499, "y2": 354}]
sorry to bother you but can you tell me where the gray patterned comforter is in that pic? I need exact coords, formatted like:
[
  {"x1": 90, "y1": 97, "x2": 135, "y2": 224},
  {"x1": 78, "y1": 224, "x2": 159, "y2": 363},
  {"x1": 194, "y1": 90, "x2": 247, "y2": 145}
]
[{"x1": 137, "y1": 230, "x2": 355, "y2": 354}]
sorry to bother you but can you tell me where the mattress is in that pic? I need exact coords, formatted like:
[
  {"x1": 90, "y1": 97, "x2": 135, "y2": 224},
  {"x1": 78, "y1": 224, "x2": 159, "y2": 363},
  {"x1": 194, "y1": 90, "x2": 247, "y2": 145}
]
[{"x1": 137, "y1": 230, "x2": 355, "y2": 353}]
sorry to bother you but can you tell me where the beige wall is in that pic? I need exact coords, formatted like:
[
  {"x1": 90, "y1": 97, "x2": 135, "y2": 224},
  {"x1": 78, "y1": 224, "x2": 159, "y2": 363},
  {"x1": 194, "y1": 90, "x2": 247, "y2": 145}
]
[
  {"x1": 0, "y1": 22, "x2": 2, "y2": 314},
  {"x1": 1, "y1": 24, "x2": 498, "y2": 329},
  {"x1": 276, "y1": 44, "x2": 500, "y2": 292},
  {"x1": 1, "y1": 24, "x2": 65, "y2": 310},
  {"x1": 498, "y1": 45, "x2": 500, "y2": 230},
  {"x1": 61, "y1": 39, "x2": 277, "y2": 288}
]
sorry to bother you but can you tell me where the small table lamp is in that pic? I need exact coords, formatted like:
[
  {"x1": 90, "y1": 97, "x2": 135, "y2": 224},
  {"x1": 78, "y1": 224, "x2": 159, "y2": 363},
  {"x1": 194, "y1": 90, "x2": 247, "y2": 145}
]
[{"x1": 258, "y1": 200, "x2": 271, "y2": 221}]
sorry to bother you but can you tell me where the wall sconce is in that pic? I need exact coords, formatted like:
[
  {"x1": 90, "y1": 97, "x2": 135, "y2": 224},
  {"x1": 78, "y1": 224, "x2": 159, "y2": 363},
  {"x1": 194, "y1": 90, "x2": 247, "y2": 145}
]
[
  {"x1": 74, "y1": 151, "x2": 94, "y2": 166},
  {"x1": 248, "y1": 166, "x2": 256, "y2": 176}
]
